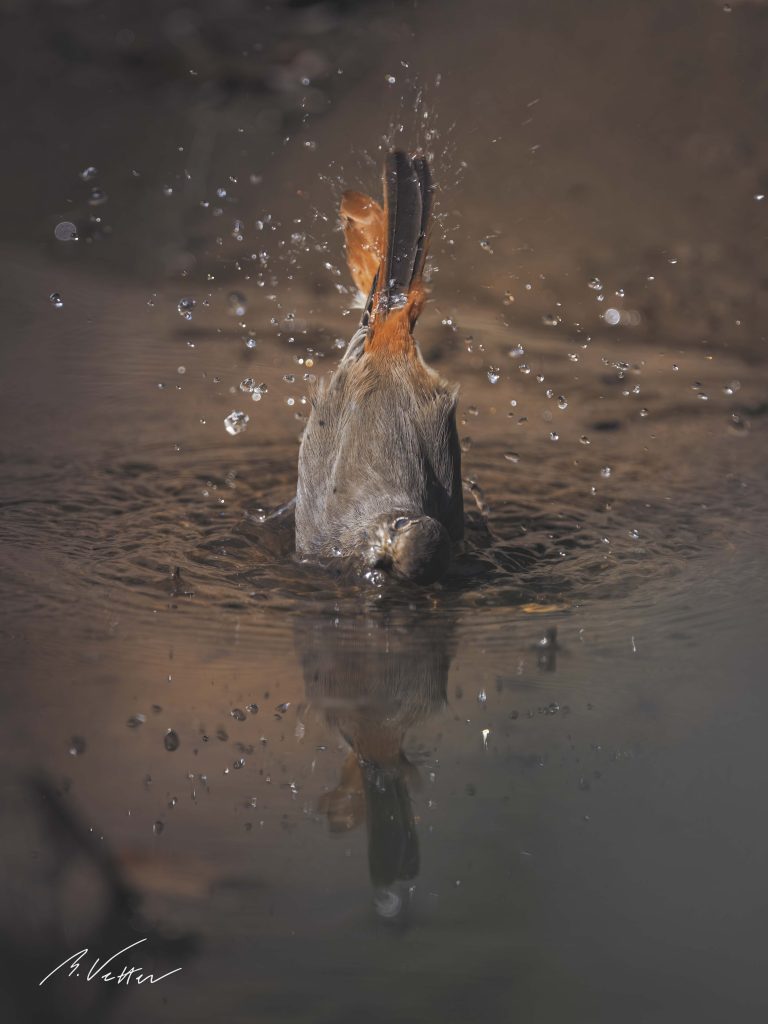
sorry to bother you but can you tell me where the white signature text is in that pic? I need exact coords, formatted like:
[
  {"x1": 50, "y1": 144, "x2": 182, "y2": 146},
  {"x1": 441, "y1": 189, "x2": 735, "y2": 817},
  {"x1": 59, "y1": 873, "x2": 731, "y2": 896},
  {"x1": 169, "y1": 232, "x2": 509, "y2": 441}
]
[{"x1": 40, "y1": 938, "x2": 182, "y2": 987}]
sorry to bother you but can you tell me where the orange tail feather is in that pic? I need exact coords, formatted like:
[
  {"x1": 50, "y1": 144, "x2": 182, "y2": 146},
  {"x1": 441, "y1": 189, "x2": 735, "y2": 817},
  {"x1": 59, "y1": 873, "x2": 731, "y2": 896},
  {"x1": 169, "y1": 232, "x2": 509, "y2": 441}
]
[{"x1": 340, "y1": 190, "x2": 384, "y2": 299}]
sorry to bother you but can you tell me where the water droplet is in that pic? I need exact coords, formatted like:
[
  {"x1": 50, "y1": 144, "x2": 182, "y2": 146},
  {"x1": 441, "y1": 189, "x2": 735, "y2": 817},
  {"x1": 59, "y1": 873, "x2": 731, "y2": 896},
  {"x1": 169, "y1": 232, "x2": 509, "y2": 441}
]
[
  {"x1": 550, "y1": 431, "x2": 559, "y2": 441},
  {"x1": 88, "y1": 187, "x2": 108, "y2": 206},
  {"x1": 629, "y1": 528, "x2": 640, "y2": 540},
  {"x1": 54, "y1": 221, "x2": 78, "y2": 242},
  {"x1": 460, "y1": 436, "x2": 473, "y2": 452},
  {"x1": 754, "y1": 194, "x2": 765, "y2": 201},
  {"x1": 79, "y1": 166, "x2": 98, "y2": 181},
  {"x1": 240, "y1": 379, "x2": 267, "y2": 402},
  {"x1": 224, "y1": 411, "x2": 249, "y2": 435},
  {"x1": 153, "y1": 820, "x2": 165, "y2": 835},
  {"x1": 477, "y1": 689, "x2": 487, "y2": 705},
  {"x1": 600, "y1": 466, "x2": 612, "y2": 477},
  {"x1": 504, "y1": 451, "x2": 520, "y2": 463},
  {"x1": 487, "y1": 367, "x2": 501, "y2": 384},
  {"x1": 639, "y1": 408, "x2": 649, "y2": 418},
  {"x1": 374, "y1": 888, "x2": 402, "y2": 918},
  {"x1": 579, "y1": 434, "x2": 591, "y2": 444},
  {"x1": 127, "y1": 714, "x2": 146, "y2": 728},
  {"x1": 588, "y1": 277, "x2": 603, "y2": 290},
  {"x1": 164, "y1": 729, "x2": 180, "y2": 752},
  {"x1": 508, "y1": 344, "x2": 524, "y2": 358},
  {"x1": 729, "y1": 412, "x2": 749, "y2": 433},
  {"x1": 385, "y1": 74, "x2": 396, "y2": 84},
  {"x1": 557, "y1": 395, "x2": 568, "y2": 410},
  {"x1": 231, "y1": 708, "x2": 246, "y2": 722},
  {"x1": 603, "y1": 308, "x2": 621, "y2": 326},
  {"x1": 49, "y1": 292, "x2": 64, "y2": 308},
  {"x1": 283, "y1": 373, "x2": 295, "y2": 383},
  {"x1": 68, "y1": 736, "x2": 86, "y2": 756},
  {"x1": 177, "y1": 297, "x2": 196, "y2": 320},
  {"x1": 228, "y1": 291, "x2": 247, "y2": 316},
  {"x1": 541, "y1": 312, "x2": 559, "y2": 327}
]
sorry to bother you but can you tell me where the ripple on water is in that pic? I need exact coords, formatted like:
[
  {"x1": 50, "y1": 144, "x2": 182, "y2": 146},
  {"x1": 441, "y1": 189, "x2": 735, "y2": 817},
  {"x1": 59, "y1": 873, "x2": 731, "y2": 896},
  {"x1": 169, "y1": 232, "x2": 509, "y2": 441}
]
[{"x1": 1, "y1": 401, "x2": 766, "y2": 655}]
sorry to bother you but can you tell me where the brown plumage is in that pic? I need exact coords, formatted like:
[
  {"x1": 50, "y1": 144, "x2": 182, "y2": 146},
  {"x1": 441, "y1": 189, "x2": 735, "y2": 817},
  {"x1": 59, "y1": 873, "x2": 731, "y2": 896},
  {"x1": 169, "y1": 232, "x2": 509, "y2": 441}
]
[{"x1": 295, "y1": 150, "x2": 463, "y2": 584}]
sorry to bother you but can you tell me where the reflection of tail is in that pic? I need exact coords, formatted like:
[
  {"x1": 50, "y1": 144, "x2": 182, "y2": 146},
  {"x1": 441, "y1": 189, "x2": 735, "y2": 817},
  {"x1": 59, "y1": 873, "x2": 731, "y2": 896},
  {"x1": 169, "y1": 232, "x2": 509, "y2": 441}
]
[
  {"x1": 318, "y1": 750, "x2": 420, "y2": 888},
  {"x1": 317, "y1": 752, "x2": 366, "y2": 832},
  {"x1": 362, "y1": 757, "x2": 419, "y2": 887}
]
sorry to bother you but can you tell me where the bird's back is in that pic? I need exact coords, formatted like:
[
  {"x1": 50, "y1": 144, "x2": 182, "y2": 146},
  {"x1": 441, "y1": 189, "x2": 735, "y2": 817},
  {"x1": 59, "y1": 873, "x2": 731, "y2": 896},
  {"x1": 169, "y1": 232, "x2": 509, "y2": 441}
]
[{"x1": 296, "y1": 350, "x2": 462, "y2": 557}]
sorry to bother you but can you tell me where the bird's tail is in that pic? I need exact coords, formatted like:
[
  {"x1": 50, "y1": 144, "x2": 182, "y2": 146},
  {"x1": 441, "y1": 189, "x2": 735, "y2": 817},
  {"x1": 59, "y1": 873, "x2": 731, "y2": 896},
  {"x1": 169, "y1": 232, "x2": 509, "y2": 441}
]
[
  {"x1": 339, "y1": 189, "x2": 385, "y2": 302},
  {"x1": 340, "y1": 150, "x2": 433, "y2": 349},
  {"x1": 373, "y1": 149, "x2": 433, "y2": 331}
]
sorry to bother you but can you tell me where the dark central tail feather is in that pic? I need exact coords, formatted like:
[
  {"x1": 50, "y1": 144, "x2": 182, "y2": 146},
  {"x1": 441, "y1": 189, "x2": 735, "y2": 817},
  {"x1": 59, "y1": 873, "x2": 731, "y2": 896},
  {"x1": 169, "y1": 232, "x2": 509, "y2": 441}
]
[
  {"x1": 411, "y1": 156, "x2": 433, "y2": 288},
  {"x1": 374, "y1": 150, "x2": 433, "y2": 327}
]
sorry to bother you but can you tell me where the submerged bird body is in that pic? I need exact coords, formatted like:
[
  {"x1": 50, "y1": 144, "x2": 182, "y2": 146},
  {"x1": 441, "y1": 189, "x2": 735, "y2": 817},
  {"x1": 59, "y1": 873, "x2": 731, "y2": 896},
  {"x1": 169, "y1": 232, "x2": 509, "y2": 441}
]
[{"x1": 295, "y1": 151, "x2": 463, "y2": 584}]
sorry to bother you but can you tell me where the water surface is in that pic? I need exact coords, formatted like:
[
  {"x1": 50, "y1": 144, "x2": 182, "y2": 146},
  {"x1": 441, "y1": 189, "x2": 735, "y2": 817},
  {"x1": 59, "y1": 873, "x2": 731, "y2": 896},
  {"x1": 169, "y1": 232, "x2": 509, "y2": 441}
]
[{"x1": 2, "y1": 2, "x2": 768, "y2": 1022}]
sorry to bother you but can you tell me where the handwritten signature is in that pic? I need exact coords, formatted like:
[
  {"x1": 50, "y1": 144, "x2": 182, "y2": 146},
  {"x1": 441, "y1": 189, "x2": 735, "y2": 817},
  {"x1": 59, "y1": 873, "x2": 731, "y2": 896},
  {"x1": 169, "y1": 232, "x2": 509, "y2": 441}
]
[{"x1": 40, "y1": 938, "x2": 182, "y2": 987}]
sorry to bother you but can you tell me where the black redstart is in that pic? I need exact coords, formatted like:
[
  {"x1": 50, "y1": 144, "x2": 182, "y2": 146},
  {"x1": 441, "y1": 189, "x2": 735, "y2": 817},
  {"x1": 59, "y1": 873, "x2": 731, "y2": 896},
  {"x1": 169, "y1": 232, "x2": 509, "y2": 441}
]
[{"x1": 295, "y1": 150, "x2": 463, "y2": 584}]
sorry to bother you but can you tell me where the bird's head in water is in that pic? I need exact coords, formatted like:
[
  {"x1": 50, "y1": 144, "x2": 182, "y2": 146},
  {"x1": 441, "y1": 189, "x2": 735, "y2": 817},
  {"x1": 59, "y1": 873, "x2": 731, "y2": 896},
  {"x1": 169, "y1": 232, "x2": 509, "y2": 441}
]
[{"x1": 363, "y1": 513, "x2": 451, "y2": 585}]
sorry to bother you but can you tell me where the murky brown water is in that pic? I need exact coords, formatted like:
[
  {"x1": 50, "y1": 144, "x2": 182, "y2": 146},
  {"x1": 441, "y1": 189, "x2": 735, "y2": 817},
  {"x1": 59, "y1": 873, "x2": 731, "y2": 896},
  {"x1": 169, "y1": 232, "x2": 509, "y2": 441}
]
[{"x1": 2, "y1": 1, "x2": 768, "y2": 1021}]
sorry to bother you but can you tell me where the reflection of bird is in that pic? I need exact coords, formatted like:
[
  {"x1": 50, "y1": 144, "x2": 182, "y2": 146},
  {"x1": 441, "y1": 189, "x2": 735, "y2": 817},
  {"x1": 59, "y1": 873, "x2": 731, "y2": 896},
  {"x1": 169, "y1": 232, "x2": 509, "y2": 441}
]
[
  {"x1": 296, "y1": 151, "x2": 464, "y2": 584},
  {"x1": 297, "y1": 607, "x2": 457, "y2": 913}
]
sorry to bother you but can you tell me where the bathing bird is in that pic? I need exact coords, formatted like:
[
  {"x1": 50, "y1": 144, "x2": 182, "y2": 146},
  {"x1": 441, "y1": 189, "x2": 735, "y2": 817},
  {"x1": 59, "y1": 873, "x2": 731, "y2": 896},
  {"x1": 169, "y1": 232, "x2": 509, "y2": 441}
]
[{"x1": 295, "y1": 150, "x2": 463, "y2": 584}]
